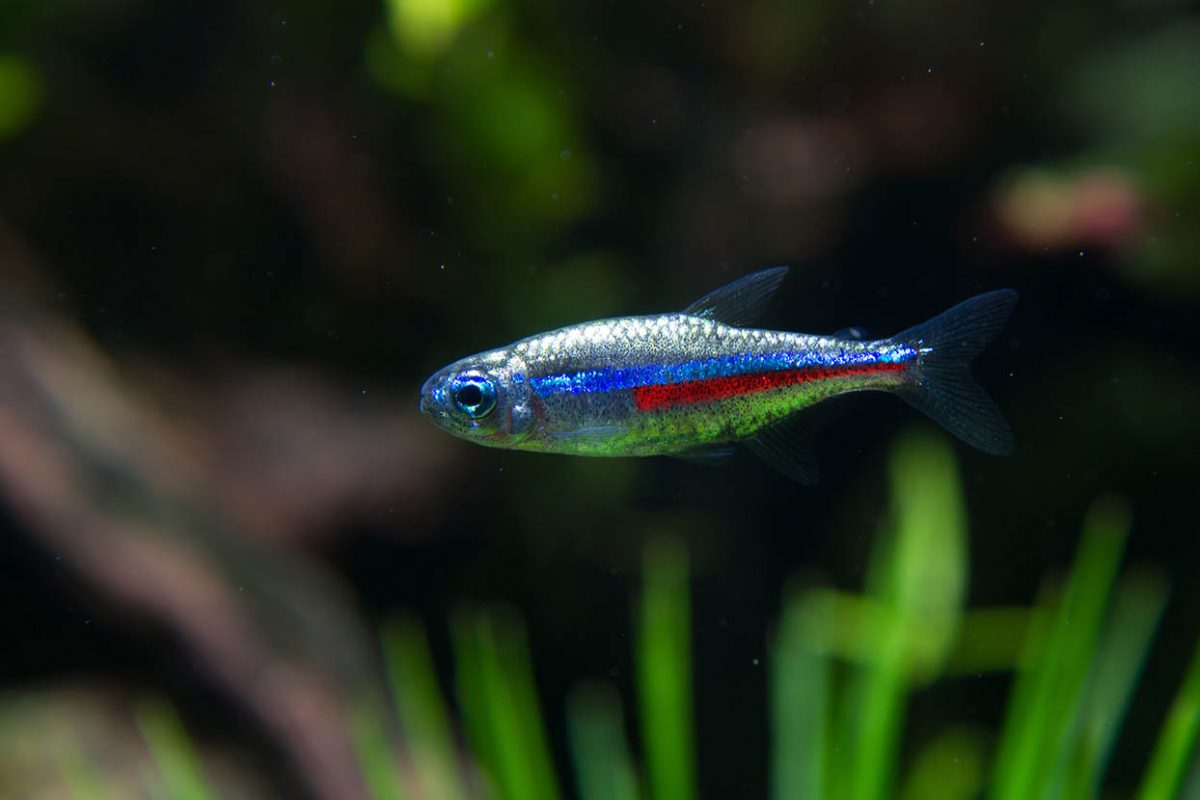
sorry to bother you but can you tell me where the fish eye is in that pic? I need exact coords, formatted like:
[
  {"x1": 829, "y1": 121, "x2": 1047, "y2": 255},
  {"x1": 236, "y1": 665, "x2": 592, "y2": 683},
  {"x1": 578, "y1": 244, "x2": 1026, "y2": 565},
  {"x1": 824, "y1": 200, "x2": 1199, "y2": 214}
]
[{"x1": 451, "y1": 372, "x2": 497, "y2": 419}]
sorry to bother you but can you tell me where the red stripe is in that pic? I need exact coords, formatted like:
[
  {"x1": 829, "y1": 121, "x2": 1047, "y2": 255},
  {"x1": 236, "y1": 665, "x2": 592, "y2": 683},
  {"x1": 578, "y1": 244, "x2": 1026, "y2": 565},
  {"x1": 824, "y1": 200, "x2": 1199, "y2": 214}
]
[{"x1": 631, "y1": 362, "x2": 907, "y2": 412}]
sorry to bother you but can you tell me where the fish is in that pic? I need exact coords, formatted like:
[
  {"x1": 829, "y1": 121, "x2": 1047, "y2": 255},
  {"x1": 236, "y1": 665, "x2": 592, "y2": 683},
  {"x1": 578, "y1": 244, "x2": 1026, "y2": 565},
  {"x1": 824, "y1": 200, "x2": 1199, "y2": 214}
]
[{"x1": 419, "y1": 267, "x2": 1016, "y2": 482}]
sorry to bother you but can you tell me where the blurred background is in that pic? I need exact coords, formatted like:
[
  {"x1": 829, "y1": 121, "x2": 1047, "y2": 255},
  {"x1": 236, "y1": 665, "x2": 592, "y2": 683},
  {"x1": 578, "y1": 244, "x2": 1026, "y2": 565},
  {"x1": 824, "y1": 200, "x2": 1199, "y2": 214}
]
[{"x1": 1, "y1": 0, "x2": 1198, "y2": 798}]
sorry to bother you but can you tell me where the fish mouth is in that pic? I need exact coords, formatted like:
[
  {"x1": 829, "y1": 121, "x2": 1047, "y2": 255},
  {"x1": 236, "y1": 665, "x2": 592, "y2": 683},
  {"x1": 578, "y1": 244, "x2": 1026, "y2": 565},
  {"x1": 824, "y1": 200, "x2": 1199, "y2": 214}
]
[
  {"x1": 419, "y1": 373, "x2": 456, "y2": 424},
  {"x1": 418, "y1": 375, "x2": 439, "y2": 418}
]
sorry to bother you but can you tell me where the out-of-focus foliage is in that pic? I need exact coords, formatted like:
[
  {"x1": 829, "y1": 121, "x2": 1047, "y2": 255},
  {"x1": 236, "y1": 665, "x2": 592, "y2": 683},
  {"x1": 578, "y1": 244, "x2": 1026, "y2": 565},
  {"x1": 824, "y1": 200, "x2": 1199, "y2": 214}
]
[
  {"x1": 0, "y1": 54, "x2": 39, "y2": 140},
  {"x1": 32, "y1": 432, "x2": 1200, "y2": 800},
  {"x1": 1, "y1": 0, "x2": 1199, "y2": 797}
]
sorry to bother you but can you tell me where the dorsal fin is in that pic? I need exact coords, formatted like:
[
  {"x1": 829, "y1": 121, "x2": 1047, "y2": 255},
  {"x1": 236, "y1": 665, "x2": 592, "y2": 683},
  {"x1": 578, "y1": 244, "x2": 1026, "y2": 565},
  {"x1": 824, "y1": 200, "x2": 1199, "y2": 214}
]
[{"x1": 682, "y1": 266, "x2": 789, "y2": 327}]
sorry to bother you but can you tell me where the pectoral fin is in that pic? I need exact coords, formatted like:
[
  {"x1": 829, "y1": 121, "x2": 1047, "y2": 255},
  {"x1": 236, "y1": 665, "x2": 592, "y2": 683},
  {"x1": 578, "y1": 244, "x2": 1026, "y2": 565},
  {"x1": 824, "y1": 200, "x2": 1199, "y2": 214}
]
[{"x1": 550, "y1": 425, "x2": 624, "y2": 445}]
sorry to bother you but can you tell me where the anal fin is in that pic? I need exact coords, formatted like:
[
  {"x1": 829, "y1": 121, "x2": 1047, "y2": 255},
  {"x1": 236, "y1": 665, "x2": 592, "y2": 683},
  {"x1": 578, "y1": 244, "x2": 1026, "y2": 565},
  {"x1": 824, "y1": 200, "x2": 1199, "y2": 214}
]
[
  {"x1": 742, "y1": 398, "x2": 857, "y2": 484},
  {"x1": 744, "y1": 414, "x2": 822, "y2": 485}
]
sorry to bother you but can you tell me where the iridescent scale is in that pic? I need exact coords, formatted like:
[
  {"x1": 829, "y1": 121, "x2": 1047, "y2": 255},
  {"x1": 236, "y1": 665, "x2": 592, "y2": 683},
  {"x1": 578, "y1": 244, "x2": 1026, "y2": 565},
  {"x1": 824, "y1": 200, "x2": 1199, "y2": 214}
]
[{"x1": 513, "y1": 315, "x2": 917, "y2": 456}]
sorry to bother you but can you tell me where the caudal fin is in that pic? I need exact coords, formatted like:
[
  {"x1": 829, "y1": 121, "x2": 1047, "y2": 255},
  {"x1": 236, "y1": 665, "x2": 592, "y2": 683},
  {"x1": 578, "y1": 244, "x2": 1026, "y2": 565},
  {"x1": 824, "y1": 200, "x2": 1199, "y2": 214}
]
[{"x1": 893, "y1": 289, "x2": 1018, "y2": 455}]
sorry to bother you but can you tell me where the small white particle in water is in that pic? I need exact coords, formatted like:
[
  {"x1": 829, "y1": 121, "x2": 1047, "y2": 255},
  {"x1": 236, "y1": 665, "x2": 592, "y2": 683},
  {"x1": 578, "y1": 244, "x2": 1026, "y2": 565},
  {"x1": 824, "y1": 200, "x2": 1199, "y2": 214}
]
[
  {"x1": 927, "y1": 66, "x2": 934, "y2": 74},
  {"x1": 438, "y1": 263, "x2": 445, "y2": 270},
  {"x1": 752, "y1": 658, "x2": 760, "y2": 666},
  {"x1": 979, "y1": 39, "x2": 987, "y2": 46},
  {"x1": 486, "y1": 48, "x2": 494, "y2": 58},
  {"x1": 560, "y1": 148, "x2": 572, "y2": 161},
  {"x1": 1079, "y1": 249, "x2": 1086, "y2": 257},
  {"x1": 267, "y1": 79, "x2": 277, "y2": 88}
]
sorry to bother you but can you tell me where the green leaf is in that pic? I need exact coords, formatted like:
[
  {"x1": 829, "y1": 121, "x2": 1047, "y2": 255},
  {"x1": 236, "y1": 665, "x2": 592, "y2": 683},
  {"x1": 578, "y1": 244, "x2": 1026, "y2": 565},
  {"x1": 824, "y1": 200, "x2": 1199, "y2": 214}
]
[
  {"x1": 349, "y1": 703, "x2": 407, "y2": 800},
  {"x1": 567, "y1": 683, "x2": 641, "y2": 800},
  {"x1": 135, "y1": 698, "x2": 214, "y2": 800},
  {"x1": 770, "y1": 585, "x2": 831, "y2": 800},
  {"x1": 638, "y1": 538, "x2": 697, "y2": 800},
  {"x1": 989, "y1": 497, "x2": 1131, "y2": 800},
  {"x1": 1137, "y1": 637, "x2": 1200, "y2": 800},
  {"x1": 382, "y1": 615, "x2": 469, "y2": 800},
  {"x1": 452, "y1": 606, "x2": 561, "y2": 800}
]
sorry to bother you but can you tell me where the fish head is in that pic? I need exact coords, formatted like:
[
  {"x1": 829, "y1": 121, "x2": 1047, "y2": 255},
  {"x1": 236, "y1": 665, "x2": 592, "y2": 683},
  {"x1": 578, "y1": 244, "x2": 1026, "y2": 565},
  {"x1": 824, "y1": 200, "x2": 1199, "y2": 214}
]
[{"x1": 419, "y1": 348, "x2": 534, "y2": 448}]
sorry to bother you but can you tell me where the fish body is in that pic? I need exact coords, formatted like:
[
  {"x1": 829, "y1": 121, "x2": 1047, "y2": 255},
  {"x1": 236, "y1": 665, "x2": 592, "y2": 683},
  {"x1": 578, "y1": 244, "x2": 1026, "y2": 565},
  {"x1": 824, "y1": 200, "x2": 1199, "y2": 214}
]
[{"x1": 419, "y1": 267, "x2": 1016, "y2": 482}]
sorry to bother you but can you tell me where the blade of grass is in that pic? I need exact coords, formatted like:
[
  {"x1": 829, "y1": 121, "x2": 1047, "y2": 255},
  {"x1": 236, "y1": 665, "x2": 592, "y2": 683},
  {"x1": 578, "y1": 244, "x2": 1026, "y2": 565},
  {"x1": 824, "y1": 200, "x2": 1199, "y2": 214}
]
[
  {"x1": 770, "y1": 586, "x2": 831, "y2": 800},
  {"x1": 491, "y1": 609, "x2": 561, "y2": 800},
  {"x1": 54, "y1": 740, "x2": 119, "y2": 800},
  {"x1": 382, "y1": 615, "x2": 469, "y2": 800},
  {"x1": 638, "y1": 537, "x2": 696, "y2": 800},
  {"x1": 135, "y1": 697, "x2": 213, "y2": 800},
  {"x1": 843, "y1": 619, "x2": 908, "y2": 800},
  {"x1": 450, "y1": 606, "x2": 500, "y2": 797},
  {"x1": 567, "y1": 683, "x2": 641, "y2": 800},
  {"x1": 452, "y1": 606, "x2": 560, "y2": 800},
  {"x1": 1062, "y1": 569, "x2": 1168, "y2": 799},
  {"x1": 886, "y1": 431, "x2": 968, "y2": 680},
  {"x1": 843, "y1": 431, "x2": 968, "y2": 800},
  {"x1": 989, "y1": 497, "x2": 1131, "y2": 800},
  {"x1": 350, "y1": 702, "x2": 407, "y2": 800},
  {"x1": 1136, "y1": 637, "x2": 1200, "y2": 800}
]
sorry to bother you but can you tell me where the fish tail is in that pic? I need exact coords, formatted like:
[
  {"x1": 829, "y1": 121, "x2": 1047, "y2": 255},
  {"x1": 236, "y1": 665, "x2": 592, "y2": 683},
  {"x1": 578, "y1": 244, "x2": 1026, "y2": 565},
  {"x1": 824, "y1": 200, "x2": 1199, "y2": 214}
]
[{"x1": 892, "y1": 289, "x2": 1018, "y2": 455}]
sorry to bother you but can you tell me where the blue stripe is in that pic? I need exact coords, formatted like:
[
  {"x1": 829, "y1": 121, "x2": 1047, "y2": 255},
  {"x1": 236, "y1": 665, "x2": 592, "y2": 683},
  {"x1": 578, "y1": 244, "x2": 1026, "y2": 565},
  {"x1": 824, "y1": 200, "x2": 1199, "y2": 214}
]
[{"x1": 530, "y1": 346, "x2": 917, "y2": 398}]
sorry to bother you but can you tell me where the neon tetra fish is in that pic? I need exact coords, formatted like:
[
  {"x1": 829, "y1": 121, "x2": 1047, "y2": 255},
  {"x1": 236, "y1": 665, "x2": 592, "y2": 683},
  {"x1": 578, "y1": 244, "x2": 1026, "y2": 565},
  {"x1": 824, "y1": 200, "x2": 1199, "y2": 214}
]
[{"x1": 419, "y1": 267, "x2": 1016, "y2": 482}]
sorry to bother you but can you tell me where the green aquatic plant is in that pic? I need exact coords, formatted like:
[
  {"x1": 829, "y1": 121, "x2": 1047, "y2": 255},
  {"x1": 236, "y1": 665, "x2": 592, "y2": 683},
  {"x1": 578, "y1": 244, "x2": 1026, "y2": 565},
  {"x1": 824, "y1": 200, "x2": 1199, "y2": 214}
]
[{"x1": 54, "y1": 431, "x2": 1200, "y2": 799}]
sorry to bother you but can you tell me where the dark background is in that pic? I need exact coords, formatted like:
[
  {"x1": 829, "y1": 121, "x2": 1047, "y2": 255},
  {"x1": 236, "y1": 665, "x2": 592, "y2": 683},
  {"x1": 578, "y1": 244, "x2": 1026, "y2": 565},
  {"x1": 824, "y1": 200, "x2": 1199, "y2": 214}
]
[{"x1": 0, "y1": 0, "x2": 1197, "y2": 797}]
